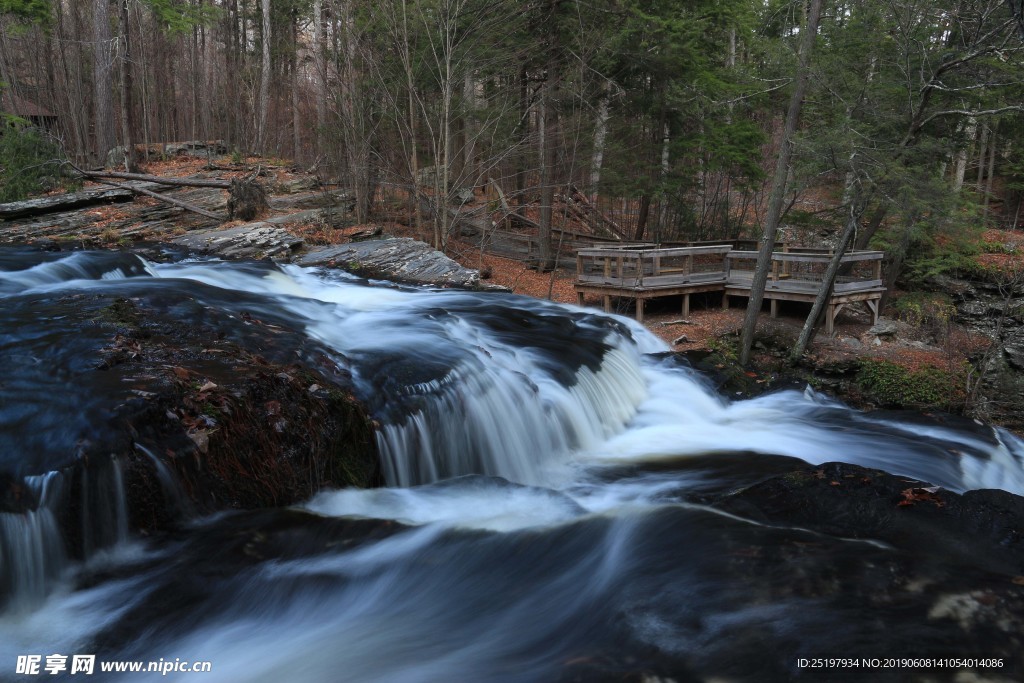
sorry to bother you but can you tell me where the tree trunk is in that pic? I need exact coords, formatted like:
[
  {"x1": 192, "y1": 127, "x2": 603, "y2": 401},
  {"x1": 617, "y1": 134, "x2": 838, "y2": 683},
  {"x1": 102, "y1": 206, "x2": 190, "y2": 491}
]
[
  {"x1": 226, "y1": 0, "x2": 239, "y2": 146},
  {"x1": 312, "y1": 0, "x2": 326, "y2": 150},
  {"x1": 853, "y1": 202, "x2": 888, "y2": 251},
  {"x1": 462, "y1": 71, "x2": 478, "y2": 188},
  {"x1": 1008, "y1": 0, "x2": 1024, "y2": 40},
  {"x1": 117, "y1": 0, "x2": 138, "y2": 173},
  {"x1": 656, "y1": 119, "x2": 671, "y2": 241},
  {"x1": 398, "y1": 0, "x2": 422, "y2": 239},
  {"x1": 983, "y1": 126, "x2": 998, "y2": 217},
  {"x1": 976, "y1": 123, "x2": 989, "y2": 190},
  {"x1": 538, "y1": 14, "x2": 560, "y2": 272},
  {"x1": 589, "y1": 84, "x2": 610, "y2": 203},
  {"x1": 634, "y1": 194, "x2": 650, "y2": 242},
  {"x1": 879, "y1": 223, "x2": 914, "y2": 310},
  {"x1": 515, "y1": 66, "x2": 529, "y2": 203},
  {"x1": 94, "y1": 0, "x2": 116, "y2": 163},
  {"x1": 292, "y1": 9, "x2": 301, "y2": 161},
  {"x1": 81, "y1": 170, "x2": 231, "y2": 188},
  {"x1": 953, "y1": 118, "x2": 976, "y2": 192},
  {"x1": 257, "y1": 0, "x2": 271, "y2": 153},
  {"x1": 227, "y1": 178, "x2": 269, "y2": 221},
  {"x1": 738, "y1": 0, "x2": 822, "y2": 366}
]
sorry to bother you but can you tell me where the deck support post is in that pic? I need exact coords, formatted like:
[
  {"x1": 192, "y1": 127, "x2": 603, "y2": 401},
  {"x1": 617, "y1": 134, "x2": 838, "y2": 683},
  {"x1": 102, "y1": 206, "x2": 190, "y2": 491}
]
[
  {"x1": 636, "y1": 298, "x2": 644, "y2": 322},
  {"x1": 770, "y1": 299, "x2": 778, "y2": 318},
  {"x1": 682, "y1": 294, "x2": 690, "y2": 318},
  {"x1": 866, "y1": 298, "x2": 879, "y2": 324}
]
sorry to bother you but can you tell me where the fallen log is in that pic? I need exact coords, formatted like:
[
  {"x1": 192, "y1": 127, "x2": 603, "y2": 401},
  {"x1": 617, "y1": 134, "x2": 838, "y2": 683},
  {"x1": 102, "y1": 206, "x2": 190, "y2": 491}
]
[
  {"x1": 568, "y1": 184, "x2": 625, "y2": 240},
  {"x1": 66, "y1": 160, "x2": 226, "y2": 222},
  {"x1": 0, "y1": 187, "x2": 136, "y2": 220},
  {"x1": 80, "y1": 169, "x2": 232, "y2": 189},
  {"x1": 92, "y1": 177, "x2": 224, "y2": 221},
  {"x1": 485, "y1": 180, "x2": 540, "y2": 231},
  {"x1": 418, "y1": 196, "x2": 496, "y2": 239},
  {"x1": 489, "y1": 178, "x2": 511, "y2": 212}
]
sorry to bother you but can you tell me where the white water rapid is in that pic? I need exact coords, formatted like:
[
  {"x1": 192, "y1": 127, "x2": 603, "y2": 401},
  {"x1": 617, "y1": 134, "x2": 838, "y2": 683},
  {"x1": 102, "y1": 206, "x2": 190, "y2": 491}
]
[{"x1": 1, "y1": 251, "x2": 1023, "y2": 682}]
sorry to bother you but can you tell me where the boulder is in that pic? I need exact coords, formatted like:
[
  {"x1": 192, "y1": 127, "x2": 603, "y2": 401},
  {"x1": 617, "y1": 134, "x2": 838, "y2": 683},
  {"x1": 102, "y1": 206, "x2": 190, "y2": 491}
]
[
  {"x1": 173, "y1": 222, "x2": 303, "y2": 259},
  {"x1": 297, "y1": 237, "x2": 482, "y2": 289},
  {"x1": 1004, "y1": 344, "x2": 1024, "y2": 372},
  {"x1": 866, "y1": 317, "x2": 899, "y2": 337}
]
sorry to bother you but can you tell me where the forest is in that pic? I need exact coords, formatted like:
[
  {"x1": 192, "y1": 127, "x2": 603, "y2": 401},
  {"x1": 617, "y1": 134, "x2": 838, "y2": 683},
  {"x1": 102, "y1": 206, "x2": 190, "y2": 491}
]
[
  {"x1": 1, "y1": 0, "x2": 1024, "y2": 285},
  {"x1": 6, "y1": 3, "x2": 1024, "y2": 677}
]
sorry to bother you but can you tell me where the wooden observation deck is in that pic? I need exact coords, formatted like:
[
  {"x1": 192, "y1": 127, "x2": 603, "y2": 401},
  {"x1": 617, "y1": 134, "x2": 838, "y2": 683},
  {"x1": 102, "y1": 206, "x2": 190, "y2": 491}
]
[{"x1": 575, "y1": 244, "x2": 884, "y2": 335}]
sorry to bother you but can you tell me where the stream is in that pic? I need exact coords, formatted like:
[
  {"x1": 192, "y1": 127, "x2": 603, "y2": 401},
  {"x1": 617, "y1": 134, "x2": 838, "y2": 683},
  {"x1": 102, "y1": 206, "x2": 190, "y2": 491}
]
[{"x1": 1, "y1": 249, "x2": 1022, "y2": 682}]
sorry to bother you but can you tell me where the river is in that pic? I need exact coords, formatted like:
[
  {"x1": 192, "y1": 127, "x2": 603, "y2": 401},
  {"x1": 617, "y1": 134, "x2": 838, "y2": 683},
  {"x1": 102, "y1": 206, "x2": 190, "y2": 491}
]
[{"x1": 1, "y1": 249, "x2": 1022, "y2": 681}]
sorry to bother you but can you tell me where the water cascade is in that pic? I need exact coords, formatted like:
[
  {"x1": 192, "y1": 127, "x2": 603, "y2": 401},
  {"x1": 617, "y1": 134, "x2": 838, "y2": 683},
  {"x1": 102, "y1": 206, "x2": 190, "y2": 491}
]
[{"x1": 1, "y1": 249, "x2": 1022, "y2": 681}]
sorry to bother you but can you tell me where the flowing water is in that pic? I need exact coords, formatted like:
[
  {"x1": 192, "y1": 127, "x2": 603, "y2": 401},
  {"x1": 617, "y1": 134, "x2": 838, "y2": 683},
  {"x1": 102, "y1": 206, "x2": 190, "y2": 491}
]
[{"x1": 1, "y1": 249, "x2": 1022, "y2": 682}]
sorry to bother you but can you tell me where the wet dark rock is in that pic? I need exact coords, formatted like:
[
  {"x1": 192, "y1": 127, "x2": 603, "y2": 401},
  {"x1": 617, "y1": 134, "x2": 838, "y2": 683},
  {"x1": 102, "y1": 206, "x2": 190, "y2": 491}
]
[
  {"x1": 29, "y1": 238, "x2": 61, "y2": 252},
  {"x1": 713, "y1": 461, "x2": 1024, "y2": 572},
  {"x1": 706, "y1": 462, "x2": 1024, "y2": 674},
  {"x1": 0, "y1": 283, "x2": 379, "y2": 557},
  {"x1": 0, "y1": 472, "x2": 37, "y2": 514}
]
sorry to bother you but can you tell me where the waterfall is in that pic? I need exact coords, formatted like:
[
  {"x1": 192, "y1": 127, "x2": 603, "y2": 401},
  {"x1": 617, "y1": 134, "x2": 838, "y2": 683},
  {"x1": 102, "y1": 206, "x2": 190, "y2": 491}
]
[
  {"x1": 3, "y1": 249, "x2": 1024, "y2": 681},
  {"x1": 0, "y1": 474, "x2": 65, "y2": 613},
  {"x1": 0, "y1": 455, "x2": 133, "y2": 611},
  {"x1": 374, "y1": 345, "x2": 648, "y2": 487}
]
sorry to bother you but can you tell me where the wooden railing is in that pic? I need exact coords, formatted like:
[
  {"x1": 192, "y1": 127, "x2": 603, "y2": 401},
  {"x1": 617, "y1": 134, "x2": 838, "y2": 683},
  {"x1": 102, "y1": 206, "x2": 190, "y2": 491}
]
[
  {"x1": 724, "y1": 250, "x2": 884, "y2": 294},
  {"x1": 574, "y1": 244, "x2": 886, "y2": 328},
  {"x1": 577, "y1": 244, "x2": 733, "y2": 289}
]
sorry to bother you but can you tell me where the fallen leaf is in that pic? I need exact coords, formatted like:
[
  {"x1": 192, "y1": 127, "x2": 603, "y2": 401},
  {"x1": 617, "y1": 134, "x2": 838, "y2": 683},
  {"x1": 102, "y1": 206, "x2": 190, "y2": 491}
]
[
  {"x1": 198, "y1": 381, "x2": 217, "y2": 393},
  {"x1": 898, "y1": 487, "x2": 945, "y2": 508},
  {"x1": 188, "y1": 429, "x2": 209, "y2": 454}
]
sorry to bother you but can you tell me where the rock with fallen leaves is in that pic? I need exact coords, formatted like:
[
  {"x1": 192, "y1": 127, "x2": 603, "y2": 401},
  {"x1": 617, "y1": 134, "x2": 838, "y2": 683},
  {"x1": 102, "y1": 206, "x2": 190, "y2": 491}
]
[{"x1": 297, "y1": 237, "x2": 485, "y2": 289}]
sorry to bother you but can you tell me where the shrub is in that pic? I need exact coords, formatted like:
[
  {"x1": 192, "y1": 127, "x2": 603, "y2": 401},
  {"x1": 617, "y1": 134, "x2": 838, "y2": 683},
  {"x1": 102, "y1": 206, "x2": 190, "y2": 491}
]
[
  {"x1": 890, "y1": 291, "x2": 955, "y2": 339},
  {"x1": 0, "y1": 123, "x2": 77, "y2": 201},
  {"x1": 855, "y1": 358, "x2": 966, "y2": 410}
]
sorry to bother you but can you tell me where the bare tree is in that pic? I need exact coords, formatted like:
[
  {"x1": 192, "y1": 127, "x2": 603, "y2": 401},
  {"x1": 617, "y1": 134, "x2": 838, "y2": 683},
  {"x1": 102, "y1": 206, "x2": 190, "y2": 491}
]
[
  {"x1": 257, "y1": 0, "x2": 271, "y2": 153},
  {"x1": 739, "y1": 0, "x2": 823, "y2": 366},
  {"x1": 93, "y1": 0, "x2": 116, "y2": 162},
  {"x1": 117, "y1": 0, "x2": 138, "y2": 172}
]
